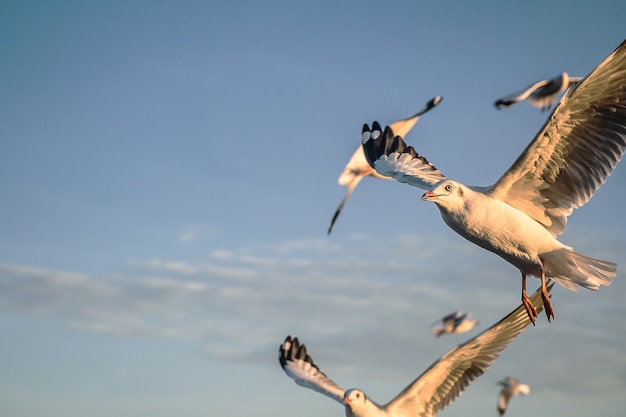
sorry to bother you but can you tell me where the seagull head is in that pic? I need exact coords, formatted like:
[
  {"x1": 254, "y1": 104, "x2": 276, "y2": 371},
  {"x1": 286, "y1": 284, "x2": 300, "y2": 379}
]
[
  {"x1": 343, "y1": 389, "x2": 369, "y2": 415},
  {"x1": 422, "y1": 180, "x2": 463, "y2": 204}
]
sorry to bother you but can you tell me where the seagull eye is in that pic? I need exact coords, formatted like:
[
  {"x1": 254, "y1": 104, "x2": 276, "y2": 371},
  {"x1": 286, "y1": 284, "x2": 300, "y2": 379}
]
[{"x1": 444, "y1": 184, "x2": 453, "y2": 192}]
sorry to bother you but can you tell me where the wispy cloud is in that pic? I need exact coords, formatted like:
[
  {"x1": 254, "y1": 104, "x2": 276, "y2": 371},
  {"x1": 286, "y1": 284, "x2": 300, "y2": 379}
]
[
  {"x1": 0, "y1": 231, "x2": 625, "y2": 401},
  {"x1": 177, "y1": 222, "x2": 219, "y2": 243}
]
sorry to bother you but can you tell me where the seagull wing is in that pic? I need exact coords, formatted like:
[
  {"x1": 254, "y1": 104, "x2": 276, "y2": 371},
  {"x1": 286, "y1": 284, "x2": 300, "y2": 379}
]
[
  {"x1": 530, "y1": 74, "x2": 568, "y2": 99},
  {"x1": 435, "y1": 310, "x2": 463, "y2": 326},
  {"x1": 388, "y1": 96, "x2": 443, "y2": 139},
  {"x1": 362, "y1": 123, "x2": 447, "y2": 191},
  {"x1": 328, "y1": 96, "x2": 442, "y2": 234},
  {"x1": 497, "y1": 377, "x2": 529, "y2": 415},
  {"x1": 497, "y1": 386, "x2": 512, "y2": 415},
  {"x1": 494, "y1": 79, "x2": 550, "y2": 109},
  {"x1": 382, "y1": 284, "x2": 552, "y2": 417},
  {"x1": 328, "y1": 146, "x2": 388, "y2": 234},
  {"x1": 279, "y1": 336, "x2": 346, "y2": 405},
  {"x1": 338, "y1": 146, "x2": 390, "y2": 187},
  {"x1": 453, "y1": 312, "x2": 470, "y2": 328},
  {"x1": 489, "y1": 40, "x2": 626, "y2": 236}
]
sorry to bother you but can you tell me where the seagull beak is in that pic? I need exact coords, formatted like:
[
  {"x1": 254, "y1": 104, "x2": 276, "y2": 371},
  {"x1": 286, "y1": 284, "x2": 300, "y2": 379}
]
[
  {"x1": 422, "y1": 191, "x2": 438, "y2": 201},
  {"x1": 344, "y1": 397, "x2": 351, "y2": 405}
]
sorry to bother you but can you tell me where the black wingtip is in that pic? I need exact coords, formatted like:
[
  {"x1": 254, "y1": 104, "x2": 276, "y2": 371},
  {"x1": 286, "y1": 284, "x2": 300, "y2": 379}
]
[
  {"x1": 279, "y1": 335, "x2": 323, "y2": 373},
  {"x1": 361, "y1": 121, "x2": 439, "y2": 175},
  {"x1": 494, "y1": 99, "x2": 510, "y2": 109},
  {"x1": 327, "y1": 209, "x2": 340, "y2": 235},
  {"x1": 429, "y1": 95, "x2": 443, "y2": 108},
  {"x1": 279, "y1": 335, "x2": 293, "y2": 368}
]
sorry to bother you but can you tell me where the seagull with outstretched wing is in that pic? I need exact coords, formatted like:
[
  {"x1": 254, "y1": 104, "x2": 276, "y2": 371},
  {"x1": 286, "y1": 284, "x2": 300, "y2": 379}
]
[
  {"x1": 496, "y1": 376, "x2": 530, "y2": 415},
  {"x1": 495, "y1": 72, "x2": 582, "y2": 111},
  {"x1": 431, "y1": 311, "x2": 478, "y2": 337},
  {"x1": 327, "y1": 96, "x2": 442, "y2": 234},
  {"x1": 362, "y1": 40, "x2": 626, "y2": 323},
  {"x1": 279, "y1": 284, "x2": 551, "y2": 417}
]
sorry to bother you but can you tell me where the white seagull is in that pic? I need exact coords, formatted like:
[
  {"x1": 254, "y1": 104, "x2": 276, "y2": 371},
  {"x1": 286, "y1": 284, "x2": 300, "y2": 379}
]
[
  {"x1": 494, "y1": 72, "x2": 583, "y2": 112},
  {"x1": 278, "y1": 284, "x2": 552, "y2": 417},
  {"x1": 496, "y1": 376, "x2": 530, "y2": 415},
  {"x1": 431, "y1": 311, "x2": 478, "y2": 337},
  {"x1": 361, "y1": 40, "x2": 626, "y2": 323},
  {"x1": 327, "y1": 96, "x2": 443, "y2": 234}
]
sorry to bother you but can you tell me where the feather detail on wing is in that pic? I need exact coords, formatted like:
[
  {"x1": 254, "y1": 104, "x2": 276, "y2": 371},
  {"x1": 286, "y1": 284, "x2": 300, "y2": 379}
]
[
  {"x1": 383, "y1": 284, "x2": 552, "y2": 417},
  {"x1": 489, "y1": 40, "x2": 626, "y2": 236},
  {"x1": 362, "y1": 123, "x2": 446, "y2": 191},
  {"x1": 279, "y1": 336, "x2": 345, "y2": 405},
  {"x1": 337, "y1": 95, "x2": 444, "y2": 188},
  {"x1": 329, "y1": 97, "x2": 443, "y2": 234}
]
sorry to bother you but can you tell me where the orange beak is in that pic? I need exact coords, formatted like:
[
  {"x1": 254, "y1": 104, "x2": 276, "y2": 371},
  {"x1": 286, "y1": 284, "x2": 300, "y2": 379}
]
[
  {"x1": 422, "y1": 191, "x2": 439, "y2": 201},
  {"x1": 344, "y1": 397, "x2": 352, "y2": 405}
]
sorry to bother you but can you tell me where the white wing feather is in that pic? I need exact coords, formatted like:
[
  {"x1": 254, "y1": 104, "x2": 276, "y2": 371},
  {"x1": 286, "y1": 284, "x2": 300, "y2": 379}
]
[
  {"x1": 279, "y1": 336, "x2": 345, "y2": 405},
  {"x1": 489, "y1": 40, "x2": 626, "y2": 236},
  {"x1": 362, "y1": 124, "x2": 447, "y2": 191},
  {"x1": 383, "y1": 284, "x2": 551, "y2": 417}
]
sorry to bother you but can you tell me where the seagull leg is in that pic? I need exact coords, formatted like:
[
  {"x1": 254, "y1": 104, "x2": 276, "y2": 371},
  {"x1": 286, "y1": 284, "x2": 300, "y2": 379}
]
[
  {"x1": 521, "y1": 273, "x2": 537, "y2": 325},
  {"x1": 539, "y1": 257, "x2": 555, "y2": 322}
]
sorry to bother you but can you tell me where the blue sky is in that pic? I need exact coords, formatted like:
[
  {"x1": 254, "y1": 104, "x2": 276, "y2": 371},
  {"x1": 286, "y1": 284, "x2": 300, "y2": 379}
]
[{"x1": 1, "y1": 1, "x2": 625, "y2": 416}]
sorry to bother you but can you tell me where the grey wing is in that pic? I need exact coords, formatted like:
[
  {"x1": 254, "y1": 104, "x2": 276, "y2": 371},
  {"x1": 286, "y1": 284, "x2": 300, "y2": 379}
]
[
  {"x1": 382, "y1": 284, "x2": 552, "y2": 417},
  {"x1": 361, "y1": 123, "x2": 447, "y2": 191},
  {"x1": 453, "y1": 312, "x2": 470, "y2": 328},
  {"x1": 489, "y1": 40, "x2": 626, "y2": 236},
  {"x1": 527, "y1": 73, "x2": 584, "y2": 111},
  {"x1": 530, "y1": 74, "x2": 568, "y2": 99},
  {"x1": 279, "y1": 336, "x2": 346, "y2": 405},
  {"x1": 494, "y1": 79, "x2": 550, "y2": 109},
  {"x1": 438, "y1": 311, "x2": 463, "y2": 325}
]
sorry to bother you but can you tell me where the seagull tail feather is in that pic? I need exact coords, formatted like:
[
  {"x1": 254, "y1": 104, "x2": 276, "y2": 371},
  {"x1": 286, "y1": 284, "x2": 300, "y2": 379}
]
[{"x1": 544, "y1": 249, "x2": 617, "y2": 291}]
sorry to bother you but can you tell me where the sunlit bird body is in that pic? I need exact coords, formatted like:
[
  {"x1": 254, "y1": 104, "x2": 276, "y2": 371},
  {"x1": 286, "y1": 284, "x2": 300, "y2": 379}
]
[
  {"x1": 495, "y1": 72, "x2": 583, "y2": 111},
  {"x1": 431, "y1": 311, "x2": 478, "y2": 337},
  {"x1": 497, "y1": 376, "x2": 530, "y2": 415},
  {"x1": 278, "y1": 285, "x2": 551, "y2": 417},
  {"x1": 327, "y1": 96, "x2": 442, "y2": 234},
  {"x1": 362, "y1": 40, "x2": 626, "y2": 324}
]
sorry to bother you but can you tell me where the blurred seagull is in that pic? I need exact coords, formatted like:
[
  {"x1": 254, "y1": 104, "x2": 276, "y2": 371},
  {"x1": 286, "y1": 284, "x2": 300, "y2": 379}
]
[
  {"x1": 361, "y1": 40, "x2": 626, "y2": 324},
  {"x1": 327, "y1": 96, "x2": 443, "y2": 234},
  {"x1": 494, "y1": 72, "x2": 582, "y2": 112},
  {"x1": 497, "y1": 376, "x2": 530, "y2": 415},
  {"x1": 431, "y1": 311, "x2": 478, "y2": 337},
  {"x1": 278, "y1": 284, "x2": 551, "y2": 417}
]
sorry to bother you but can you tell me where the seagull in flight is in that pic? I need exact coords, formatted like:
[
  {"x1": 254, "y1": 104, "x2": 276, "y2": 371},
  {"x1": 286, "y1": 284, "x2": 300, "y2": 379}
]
[
  {"x1": 278, "y1": 284, "x2": 552, "y2": 417},
  {"x1": 327, "y1": 96, "x2": 443, "y2": 234},
  {"x1": 494, "y1": 72, "x2": 583, "y2": 112},
  {"x1": 431, "y1": 311, "x2": 478, "y2": 337},
  {"x1": 362, "y1": 40, "x2": 626, "y2": 323},
  {"x1": 496, "y1": 376, "x2": 530, "y2": 415}
]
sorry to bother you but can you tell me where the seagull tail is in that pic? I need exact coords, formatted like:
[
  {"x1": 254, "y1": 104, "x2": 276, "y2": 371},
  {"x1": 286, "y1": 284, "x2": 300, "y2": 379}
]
[{"x1": 543, "y1": 249, "x2": 617, "y2": 291}]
